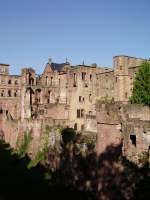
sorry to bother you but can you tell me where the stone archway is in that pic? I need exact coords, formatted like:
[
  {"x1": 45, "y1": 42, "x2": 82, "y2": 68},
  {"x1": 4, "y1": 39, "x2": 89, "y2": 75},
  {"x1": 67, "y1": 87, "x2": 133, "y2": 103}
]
[{"x1": 35, "y1": 89, "x2": 42, "y2": 104}]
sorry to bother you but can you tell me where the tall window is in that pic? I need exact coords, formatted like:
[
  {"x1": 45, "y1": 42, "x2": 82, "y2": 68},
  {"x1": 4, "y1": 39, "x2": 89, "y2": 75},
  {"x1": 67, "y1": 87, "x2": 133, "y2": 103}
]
[
  {"x1": 15, "y1": 80, "x2": 18, "y2": 85},
  {"x1": 8, "y1": 80, "x2": 11, "y2": 84},
  {"x1": 130, "y1": 135, "x2": 136, "y2": 146},
  {"x1": 1, "y1": 90, "x2": 4, "y2": 97},
  {"x1": 81, "y1": 109, "x2": 84, "y2": 118},
  {"x1": 89, "y1": 94, "x2": 92, "y2": 102},
  {"x1": 14, "y1": 90, "x2": 17, "y2": 97},
  {"x1": 82, "y1": 72, "x2": 86, "y2": 81},
  {"x1": 77, "y1": 109, "x2": 80, "y2": 118},
  {"x1": 77, "y1": 109, "x2": 84, "y2": 118},
  {"x1": 74, "y1": 123, "x2": 77, "y2": 130},
  {"x1": 90, "y1": 74, "x2": 92, "y2": 80},
  {"x1": 46, "y1": 76, "x2": 48, "y2": 86},
  {"x1": 79, "y1": 96, "x2": 82, "y2": 102},
  {"x1": 8, "y1": 90, "x2": 11, "y2": 97},
  {"x1": 50, "y1": 77, "x2": 53, "y2": 85},
  {"x1": 73, "y1": 73, "x2": 76, "y2": 87}
]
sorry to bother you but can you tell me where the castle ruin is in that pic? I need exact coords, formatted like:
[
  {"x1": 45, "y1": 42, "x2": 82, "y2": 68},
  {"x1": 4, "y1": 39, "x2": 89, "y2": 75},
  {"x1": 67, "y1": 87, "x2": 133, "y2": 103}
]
[{"x1": 0, "y1": 55, "x2": 150, "y2": 162}]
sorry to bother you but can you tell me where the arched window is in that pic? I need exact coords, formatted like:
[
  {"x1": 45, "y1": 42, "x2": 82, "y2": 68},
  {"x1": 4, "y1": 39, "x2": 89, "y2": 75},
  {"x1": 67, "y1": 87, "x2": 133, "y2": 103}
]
[
  {"x1": 15, "y1": 80, "x2": 18, "y2": 85},
  {"x1": 1, "y1": 90, "x2": 4, "y2": 97},
  {"x1": 14, "y1": 90, "x2": 17, "y2": 97},
  {"x1": 35, "y1": 89, "x2": 41, "y2": 103},
  {"x1": 74, "y1": 123, "x2": 77, "y2": 130},
  {"x1": 47, "y1": 90, "x2": 51, "y2": 103},
  {"x1": 82, "y1": 72, "x2": 86, "y2": 81},
  {"x1": 90, "y1": 74, "x2": 92, "y2": 80},
  {"x1": 46, "y1": 76, "x2": 48, "y2": 86},
  {"x1": 8, "y1": 80, "x2": 11, "y2": 84},
  {"x1": 8, "y1": 90, "x2": 11, "y2": 97}
]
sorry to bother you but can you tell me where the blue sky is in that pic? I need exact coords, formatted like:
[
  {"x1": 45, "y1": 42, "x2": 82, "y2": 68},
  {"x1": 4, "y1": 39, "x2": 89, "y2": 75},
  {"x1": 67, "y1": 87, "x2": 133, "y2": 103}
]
[{"x1": 0, "y1": 0, "x2": 150, "y2": 74}]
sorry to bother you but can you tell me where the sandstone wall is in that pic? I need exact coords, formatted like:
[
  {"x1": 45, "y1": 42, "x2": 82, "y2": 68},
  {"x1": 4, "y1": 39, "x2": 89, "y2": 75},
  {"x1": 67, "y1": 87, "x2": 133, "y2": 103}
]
[
  {"x1": 122, "y1": 104, "x2": 150, "y2": 163},
  {"x1": 0, "y1": 113, "x2": 63, "y2": 156},
  {"x1": 113, "y1": 56, "x2": 148, "y2": 102},
  {"x1": 96, "y1": 102, "x2": 150, "y2": 164},
  {"x1": 96, "y1": 102, "x2": 122, "y2": 154}
]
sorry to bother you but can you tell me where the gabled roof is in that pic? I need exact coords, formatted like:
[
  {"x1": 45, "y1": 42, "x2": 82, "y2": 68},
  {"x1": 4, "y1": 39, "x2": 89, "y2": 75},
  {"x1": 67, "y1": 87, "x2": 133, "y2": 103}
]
[
  {"x1": 51, "y1": 63, "x2": 65, "y2": 71},
  {"x1": 44, "y1": 63, "x2": 53, "y2": 73},
  {"x1": 44, "y1": 62, "x2": 69, "y2": 73}
]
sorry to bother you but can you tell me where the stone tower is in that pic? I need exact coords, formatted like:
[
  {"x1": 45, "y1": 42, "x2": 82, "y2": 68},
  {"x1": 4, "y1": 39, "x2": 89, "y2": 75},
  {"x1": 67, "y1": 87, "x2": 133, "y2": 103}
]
[
  {"x1": 114, "y1": 56, "x2": 131, "y2": 102},
  {"x1": 114, "y1": 55, "x2": 148, "y2": 102}
]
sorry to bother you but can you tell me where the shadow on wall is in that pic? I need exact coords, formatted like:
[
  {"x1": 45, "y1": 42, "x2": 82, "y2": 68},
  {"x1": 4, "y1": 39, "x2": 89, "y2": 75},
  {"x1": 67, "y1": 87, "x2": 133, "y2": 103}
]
[
  {"x1": 0, "y1": 127, "x2": 150, "y2": 200},
  {"x1": 0, "y1": 129, "x2": 4, "y2": 140},
  {"x1": 55, "y1": 128, "x2": 150, "y2": 200},
  {"x1": 0, "y1": 140, "x2": 87, "y2": 200}
]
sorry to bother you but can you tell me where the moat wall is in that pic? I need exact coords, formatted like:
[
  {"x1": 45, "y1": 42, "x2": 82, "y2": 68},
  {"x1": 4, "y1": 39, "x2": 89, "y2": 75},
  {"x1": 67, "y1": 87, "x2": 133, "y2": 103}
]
[{"x1": 0, "y1": 114, "x2": 65, "y2": 156}]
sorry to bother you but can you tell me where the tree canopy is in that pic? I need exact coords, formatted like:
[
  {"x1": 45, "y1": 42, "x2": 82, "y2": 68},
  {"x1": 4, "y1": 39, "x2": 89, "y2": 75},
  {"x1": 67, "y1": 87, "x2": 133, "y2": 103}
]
[{"x1": 130, "y1": 61, "x2": 150, "y2": 106}]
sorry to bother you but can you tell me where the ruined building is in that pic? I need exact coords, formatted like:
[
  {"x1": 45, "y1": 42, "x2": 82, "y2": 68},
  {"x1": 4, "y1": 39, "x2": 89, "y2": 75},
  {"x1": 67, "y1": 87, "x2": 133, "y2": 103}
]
[{"x1": 0, "y1": 55, "x2": 150, "y2": 161}]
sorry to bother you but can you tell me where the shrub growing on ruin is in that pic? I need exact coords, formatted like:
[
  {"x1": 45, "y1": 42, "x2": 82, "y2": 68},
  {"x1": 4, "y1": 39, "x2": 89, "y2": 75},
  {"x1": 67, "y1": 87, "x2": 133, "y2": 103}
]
[
  {"x1": 130, "y1": 61, "x2": 150, "y2": 106},
  {"x1": 17, "y1": 130, "x2": 32, "y2": 158},
  {"x1": 27, "y1": 150, "x2": 45, "y2": 169}
]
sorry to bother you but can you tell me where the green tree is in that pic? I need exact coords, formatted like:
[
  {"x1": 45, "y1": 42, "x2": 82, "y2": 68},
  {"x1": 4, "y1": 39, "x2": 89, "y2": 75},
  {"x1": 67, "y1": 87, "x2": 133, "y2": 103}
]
[{"x1": 130, "y1": 61, "x2": 150, "y2": 106}]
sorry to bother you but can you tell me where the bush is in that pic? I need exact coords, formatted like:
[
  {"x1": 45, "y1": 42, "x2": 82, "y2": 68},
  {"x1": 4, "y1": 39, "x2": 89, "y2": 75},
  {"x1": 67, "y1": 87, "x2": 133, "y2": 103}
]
[{"x1": 17, "y1": 130, "x2": 32, "y2": 158}]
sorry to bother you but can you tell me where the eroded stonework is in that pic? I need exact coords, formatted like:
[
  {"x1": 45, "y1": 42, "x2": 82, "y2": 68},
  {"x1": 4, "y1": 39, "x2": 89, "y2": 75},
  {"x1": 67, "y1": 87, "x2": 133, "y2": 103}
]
[
  {"x1": 96, "y1": 102, "x2": 150, "y2": 164},
  {"x1": 0, "y1": 55, "x2": 149, "y2": 160}
]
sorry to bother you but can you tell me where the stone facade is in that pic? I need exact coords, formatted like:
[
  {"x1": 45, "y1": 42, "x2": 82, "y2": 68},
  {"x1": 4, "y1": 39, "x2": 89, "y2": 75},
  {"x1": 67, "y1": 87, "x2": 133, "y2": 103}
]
[
  {"x1": 96, "y1": 101, "x2": 150, "y2": 164},
  {"x1": 0, "y1": 55, "x2": 149, "y2": 159},
  {"x1": 0, "y1": 59, "x2": 111, "y2": 134},
  {"x1": 1, "y1": 55, "x2": 148, "y2": 126}
]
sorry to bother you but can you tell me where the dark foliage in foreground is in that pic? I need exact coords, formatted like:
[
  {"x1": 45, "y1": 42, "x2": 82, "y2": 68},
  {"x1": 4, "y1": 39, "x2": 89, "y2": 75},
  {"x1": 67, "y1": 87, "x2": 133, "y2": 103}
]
[{"x1": 0, "y1": 128, "x2": 150, "y2": 200}]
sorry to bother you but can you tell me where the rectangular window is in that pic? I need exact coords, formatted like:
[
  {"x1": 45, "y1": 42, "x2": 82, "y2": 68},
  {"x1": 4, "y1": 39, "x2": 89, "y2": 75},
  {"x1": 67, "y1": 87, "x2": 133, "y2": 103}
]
[
  {"x1": 81, "y1": 109, "x2": 84, "y2": 118},
  {"x1": 79, "y1": 96, "x2": 82, "y2": 102},
  {"x1": 82, "y1": 72, "x2": 86, "y2": 81},
  {"x1": 90, "y1": 74, "x2": 92, "y2": 80},
  {"x1": 77, "y1": 109, "x2": 84, "y2": 118},
  {"x1": 130, "y1": 135, "x2": 136, "y2": 146},
  {"x1": 74, "y1": 123, "x2": 77, "y2": 130},
  {"x1": 77, "y1": 109, "x2": 80, "y2": 118}
]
